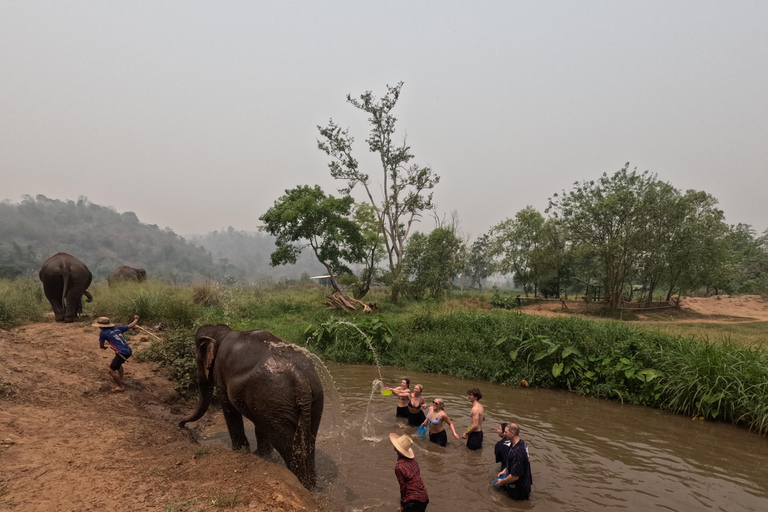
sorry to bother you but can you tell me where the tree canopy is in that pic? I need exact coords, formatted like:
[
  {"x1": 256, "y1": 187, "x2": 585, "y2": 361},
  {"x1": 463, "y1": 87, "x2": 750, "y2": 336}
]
[
  {"x1": 258, "y1": 185, "x2": 366, "y2": 295},
  {"x1": 317, "y1": 82, "x2": 440, "y2": 302}
]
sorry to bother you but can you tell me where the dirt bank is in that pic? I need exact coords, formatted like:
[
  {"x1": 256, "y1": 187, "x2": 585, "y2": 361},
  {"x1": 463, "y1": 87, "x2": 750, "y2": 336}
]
[{"x1": 0, "y1": 322, "x2": 320, "y2": 511}]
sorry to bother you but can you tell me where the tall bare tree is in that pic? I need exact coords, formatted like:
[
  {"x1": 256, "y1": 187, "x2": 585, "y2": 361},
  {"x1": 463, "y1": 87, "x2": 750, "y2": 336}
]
[{"x1": 317, "y1": 82, "x2": 440, "y2": 303}]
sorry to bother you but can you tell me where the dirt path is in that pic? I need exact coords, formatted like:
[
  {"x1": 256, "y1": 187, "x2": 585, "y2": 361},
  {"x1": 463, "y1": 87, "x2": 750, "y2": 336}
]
[
  {"x1": 0, "y1": 322, "x2": 320, "y2": 512},
  {"x1": 518, "y1": 294, "x2": 768, "y2": 323}
]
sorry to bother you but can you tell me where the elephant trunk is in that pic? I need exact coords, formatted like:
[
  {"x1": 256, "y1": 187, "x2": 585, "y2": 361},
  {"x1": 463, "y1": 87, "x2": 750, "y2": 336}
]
[
  {"x1": 178, "y1": 381, "x2": 213, "y2": 427},
  {"x1": 83, "y1": 290, "x2": 93, "y2": 303}
]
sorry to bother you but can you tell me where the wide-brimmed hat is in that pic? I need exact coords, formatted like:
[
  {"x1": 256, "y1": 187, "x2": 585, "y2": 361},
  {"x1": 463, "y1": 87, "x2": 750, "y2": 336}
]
[
  {"x1": 92, "y1": 316, "x2": 115, "y2": 328},
  {"x1": 389, "y1": 433, "x2": 415, "y2": 459}
]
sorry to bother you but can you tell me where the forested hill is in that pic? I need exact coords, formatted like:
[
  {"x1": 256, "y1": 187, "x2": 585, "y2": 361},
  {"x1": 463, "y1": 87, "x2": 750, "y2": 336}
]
[{"x1": 0, "y1": 195, "x2": 323, "y2": 283}]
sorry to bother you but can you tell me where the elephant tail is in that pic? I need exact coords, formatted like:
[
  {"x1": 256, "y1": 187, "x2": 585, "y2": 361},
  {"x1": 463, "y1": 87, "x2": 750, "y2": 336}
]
[{"x1": 61, "y1": 272, "x2": 70, "y2": 308}]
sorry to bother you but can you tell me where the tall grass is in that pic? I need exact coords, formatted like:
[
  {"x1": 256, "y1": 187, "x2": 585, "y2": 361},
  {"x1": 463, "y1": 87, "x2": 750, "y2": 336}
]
[
  {"x1": 308, "y1": 309, "x2": 768, "y2": 434},
  {"x1": 87, "y1": 281, "x2": 200, "y2": 328},
  {"x1": 10, "y1": 279, "x2": 766, "y2": 435},
  {"x1": 0, "y1": 278, "x2": 46, "y2": 329}
]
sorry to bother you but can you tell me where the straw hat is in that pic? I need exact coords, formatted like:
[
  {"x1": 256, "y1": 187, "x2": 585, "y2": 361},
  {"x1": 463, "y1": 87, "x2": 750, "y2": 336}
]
[
  {"x1": 389, "y1": 433, "x2": 415, "y2": 459},
  {"x1": 92, "y1": 316, "x2": 115, "y2": 328}
]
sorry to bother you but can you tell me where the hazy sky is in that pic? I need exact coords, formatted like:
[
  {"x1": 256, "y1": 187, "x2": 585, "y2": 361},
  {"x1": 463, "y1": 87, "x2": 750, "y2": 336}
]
[{"x1": 2, "y1": 1, "x2": 767, "y2": 239}]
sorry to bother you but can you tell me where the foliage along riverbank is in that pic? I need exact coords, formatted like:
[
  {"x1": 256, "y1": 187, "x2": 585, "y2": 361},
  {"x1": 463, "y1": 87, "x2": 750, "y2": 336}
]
[{"x1": 4, "y1": 278, "x2": 768, "y2": 435}]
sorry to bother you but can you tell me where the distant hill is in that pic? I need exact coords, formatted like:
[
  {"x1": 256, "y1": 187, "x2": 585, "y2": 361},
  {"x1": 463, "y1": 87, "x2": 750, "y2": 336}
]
[
  {"x1": 0, "y1": 195, "x2": 322, "y2": 284},
  {"x1": 188, "y1": 227, "x2": 326, "y2": 284}
]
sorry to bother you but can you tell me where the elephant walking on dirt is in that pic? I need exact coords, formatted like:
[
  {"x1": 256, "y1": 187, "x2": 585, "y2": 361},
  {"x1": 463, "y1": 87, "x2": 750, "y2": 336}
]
[
  {"x1": 39, "y1": 253, "x2": 93, "y2": 323},
  {"x1": 107, "y1": 266, "x2": 147, "y2": 287},
  {"x1": 179, "y1": 325, "x2": 324, "y2": 488}
]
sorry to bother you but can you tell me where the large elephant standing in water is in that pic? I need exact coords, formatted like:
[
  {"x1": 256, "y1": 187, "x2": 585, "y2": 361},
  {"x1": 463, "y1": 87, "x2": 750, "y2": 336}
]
[
  {"x1": 107, "y1": 266, "x2": 147, "y2": 287},
  {"x1": 179, "y1": 325, "x2": 324, "y2": 488},
  {"x1": 38, "y1": 253, "x2": 93, "y2": 323}
]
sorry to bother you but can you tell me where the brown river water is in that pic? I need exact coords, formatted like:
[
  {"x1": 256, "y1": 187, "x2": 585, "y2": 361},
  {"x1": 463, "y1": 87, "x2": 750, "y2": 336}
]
[{"x1": 200, "y1": 363, "x2": 768, "y2": 511}]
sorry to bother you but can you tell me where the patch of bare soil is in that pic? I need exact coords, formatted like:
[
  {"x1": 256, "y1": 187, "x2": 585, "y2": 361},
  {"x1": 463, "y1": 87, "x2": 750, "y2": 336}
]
[
  {"x1": 516, "y1": 295, "x2": 768, "y2": 323},
  {"x1": 678, "y1": 295, "x2": 768, "y2": 322},
  {"x1": 0, "y1": 322, "x2": 320, "y2": 512}
]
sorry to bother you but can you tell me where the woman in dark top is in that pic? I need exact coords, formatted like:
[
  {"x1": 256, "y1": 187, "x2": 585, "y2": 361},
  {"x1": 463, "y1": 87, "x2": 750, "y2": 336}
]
[{"x1": 407, "y1": 384, "x2": 427, "y2": 426}]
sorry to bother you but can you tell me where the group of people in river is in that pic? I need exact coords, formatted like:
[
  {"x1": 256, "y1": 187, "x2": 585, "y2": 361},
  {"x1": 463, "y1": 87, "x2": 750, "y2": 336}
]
[{"x1": 384, "y1": 378, "x2": 533, "y2": 511}]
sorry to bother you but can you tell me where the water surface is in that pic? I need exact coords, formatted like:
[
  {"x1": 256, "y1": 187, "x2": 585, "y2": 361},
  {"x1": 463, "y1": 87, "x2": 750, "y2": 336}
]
[{"x1": 201, "y1": 363, "x2": 768, "y2": 511}]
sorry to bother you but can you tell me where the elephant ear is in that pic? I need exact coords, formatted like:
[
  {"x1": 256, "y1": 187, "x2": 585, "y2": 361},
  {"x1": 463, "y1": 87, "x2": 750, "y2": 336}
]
[{"x1": 199, "y1": 336, "x2": 218, "y2": 381}]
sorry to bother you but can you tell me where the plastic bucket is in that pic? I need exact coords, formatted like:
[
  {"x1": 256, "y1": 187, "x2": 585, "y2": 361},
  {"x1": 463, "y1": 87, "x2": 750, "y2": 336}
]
[{"x1": 417, "y1": 425, "x2": 427, "y2": 437}]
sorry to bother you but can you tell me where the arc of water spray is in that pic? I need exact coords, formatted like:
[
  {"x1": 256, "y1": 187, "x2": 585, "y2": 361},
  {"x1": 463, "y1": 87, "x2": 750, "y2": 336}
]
[
  {"x1": 268, "y1": 341, "x2": 345, "y2": 438},
  {"x1": 331, "y1": 321, "x2": 390, "y2": 441}
]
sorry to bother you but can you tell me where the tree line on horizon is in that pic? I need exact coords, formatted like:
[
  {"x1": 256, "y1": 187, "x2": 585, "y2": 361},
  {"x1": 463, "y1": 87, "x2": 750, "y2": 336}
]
[{"x1": 259, "y1": 83, "x2": 768, "y2": 306}]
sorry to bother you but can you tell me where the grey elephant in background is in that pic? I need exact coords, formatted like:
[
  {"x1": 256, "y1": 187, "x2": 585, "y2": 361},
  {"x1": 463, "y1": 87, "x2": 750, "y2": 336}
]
[
  {"x1": 39, "y1": 253, "x2": 93, "y2": 323},
  {"x1": 179, "y1": 324, "x2": 324, "y2": 488},
  {"x1": 107, "y1": 266, "x2": 147, "y2": 287}
]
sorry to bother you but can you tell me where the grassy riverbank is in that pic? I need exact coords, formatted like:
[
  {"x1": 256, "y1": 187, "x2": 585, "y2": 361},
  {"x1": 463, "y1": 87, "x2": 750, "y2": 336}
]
[{"x1": 4, "y1": 278, "x2": 768, "y2": 434}]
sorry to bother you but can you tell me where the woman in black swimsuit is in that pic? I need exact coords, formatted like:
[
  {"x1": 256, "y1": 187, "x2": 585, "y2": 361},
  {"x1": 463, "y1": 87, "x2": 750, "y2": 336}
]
[{"x1": 407, "y1": 384, "x2": 427, "y2": 426}]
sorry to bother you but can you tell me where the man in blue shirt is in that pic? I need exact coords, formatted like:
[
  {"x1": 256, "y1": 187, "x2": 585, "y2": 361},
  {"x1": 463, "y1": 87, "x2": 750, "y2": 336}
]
[{"x1": 93, "y1": 315, "x2": 139, "y2": 393}]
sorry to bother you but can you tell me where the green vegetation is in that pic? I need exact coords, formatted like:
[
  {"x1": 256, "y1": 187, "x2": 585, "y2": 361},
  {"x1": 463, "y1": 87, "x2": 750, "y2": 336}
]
[
  {"x1": 210, "y1": 489, "x2": 240, "y2": 508},
  {"x1": 5, "y1": 279, "x2": 768, "y2": 434},
  {"x1": 0, "y1": 278, "x2": 46, "y2": 329},
  {"x1": 85, "y1": 281, "x2": 200, "y2": 329}
]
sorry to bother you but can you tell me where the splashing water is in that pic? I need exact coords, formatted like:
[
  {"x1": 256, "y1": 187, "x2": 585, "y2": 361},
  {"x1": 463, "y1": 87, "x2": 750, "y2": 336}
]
[
  {"x1": 268, "y1": 341, "x2": 344, "y2": 438},
  {"x1": 333, "y1": 321, "x2": 384, "y2": 382},
  {"x1": 328, "y1": 321, "x2": 393, "y2": 442}
]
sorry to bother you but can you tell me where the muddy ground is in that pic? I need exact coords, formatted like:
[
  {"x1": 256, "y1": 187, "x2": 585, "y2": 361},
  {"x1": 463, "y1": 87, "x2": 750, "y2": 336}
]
[{"x1": 0, "y1": 322, "x2": 320, "y2": 512}]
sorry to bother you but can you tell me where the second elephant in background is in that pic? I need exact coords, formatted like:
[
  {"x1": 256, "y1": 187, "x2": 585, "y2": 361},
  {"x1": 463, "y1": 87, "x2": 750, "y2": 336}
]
[{"x1": 107, "y1": 266, "x2": 147, "y2": 287}]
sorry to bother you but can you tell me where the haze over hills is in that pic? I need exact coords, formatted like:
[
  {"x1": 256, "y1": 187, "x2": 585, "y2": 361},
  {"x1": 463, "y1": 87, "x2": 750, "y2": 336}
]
[{"x1": 0, "y1": 195, "x2": 324, "y2": 283}]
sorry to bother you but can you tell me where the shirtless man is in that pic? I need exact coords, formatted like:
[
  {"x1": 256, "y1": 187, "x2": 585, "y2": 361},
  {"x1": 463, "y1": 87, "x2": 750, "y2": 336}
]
[
  {"x1": 461, "y1": 387, "x2": 485, "y2": 450},
  {"x1": 384, "y1": 378, "x2": 412, "y2": 418}
]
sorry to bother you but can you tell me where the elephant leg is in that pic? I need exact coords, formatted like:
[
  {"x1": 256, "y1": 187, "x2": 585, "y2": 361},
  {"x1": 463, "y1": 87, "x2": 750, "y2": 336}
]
[
  {"x1": 222, "y1": 402, "x2": 250, "y2": 452},
  {"x1": 254, "y1": 428, "x2": 273, "y2": 457},
  {"x1": 43, "y1": 290, "x2": 65, "y2": 322},
  {"x1": 270, "y1": 422, "x2": 315, "y2": 488}
]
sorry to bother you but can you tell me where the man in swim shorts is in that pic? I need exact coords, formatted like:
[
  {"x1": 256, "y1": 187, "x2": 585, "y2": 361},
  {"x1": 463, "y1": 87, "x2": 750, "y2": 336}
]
[
  {"x1": 94, "y1": 315, "x2": 139, "y2": 393},
  {"x1": 461, "y1": 387, "x2": 485, "y2": 450},
  {"x1": 385, "y1": 379, "x2": 412, "y2": 418}
]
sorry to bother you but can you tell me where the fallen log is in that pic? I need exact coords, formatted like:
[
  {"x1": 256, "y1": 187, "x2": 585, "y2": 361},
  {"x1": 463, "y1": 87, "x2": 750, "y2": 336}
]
[{"x1": 325, "y1": 292, "x2": 377, "y2": 312}]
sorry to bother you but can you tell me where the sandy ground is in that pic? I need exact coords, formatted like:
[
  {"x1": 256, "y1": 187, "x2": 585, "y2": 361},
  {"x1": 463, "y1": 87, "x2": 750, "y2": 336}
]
[
  {"x1": 0, "y1": 322, "x2": 320, "y2": 512},
  {"x1": 519, "y1": 294, "x2": 768, "y2": 322}
]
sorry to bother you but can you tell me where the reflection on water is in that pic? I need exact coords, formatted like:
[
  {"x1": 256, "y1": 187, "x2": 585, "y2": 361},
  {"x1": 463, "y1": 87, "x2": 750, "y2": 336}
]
[{"x1": 200, "y1": 363, "x2": 768, "y2": 512}]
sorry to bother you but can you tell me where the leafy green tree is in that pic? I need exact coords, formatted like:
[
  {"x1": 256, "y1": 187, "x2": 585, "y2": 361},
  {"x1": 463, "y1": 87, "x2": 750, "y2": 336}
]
[
  {"x1": 465, "y1": 234, "x2": 493, "y2": 289},
  {"x1": 725, "y1": 224, "x2": 768, "y2": 294},
  {"x1": 351, "y1": 202, "x2": 385, "y2": 299},
  {"x1": 402, "y1": 227, "x2": 463, "y2": 299},
  {"x1": 259, "y1": 185, "x2": 365, "y2": 295},
  {"x1": 317, "y1": 82, "x2": 440, "y2": 303},
  {"x1": 489, "y1": 207, "x2": 546, "y2": 296},
  {"x1": 548, "y1": 165, "x2": 656, "y2": 307}
]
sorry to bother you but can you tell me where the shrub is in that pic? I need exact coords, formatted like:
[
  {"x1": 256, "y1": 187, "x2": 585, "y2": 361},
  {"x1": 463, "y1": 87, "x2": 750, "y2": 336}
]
[
  {"x1": 135, "y1": 328, "x2": 197, "y2": 394},
  {"x1": 0, "y1": 278, "x2": 46, "y2": 329},
  {"x1": 89, "y1": 281, "x2": 200, "y2": 328}
]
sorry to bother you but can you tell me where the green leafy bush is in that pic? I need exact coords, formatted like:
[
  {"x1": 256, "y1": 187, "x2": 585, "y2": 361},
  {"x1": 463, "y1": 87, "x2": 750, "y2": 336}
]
[{"x1": 0, "y1": 278, "x2": 46, "y2": 329}]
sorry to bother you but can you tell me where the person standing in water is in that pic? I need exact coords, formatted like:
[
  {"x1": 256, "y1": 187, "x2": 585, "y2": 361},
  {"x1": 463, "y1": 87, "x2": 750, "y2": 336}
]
[
  {"x1": 407, "y1": 384, "x2": 427, "y2": 427},
  {"x1": 494, "y1": 422, "x2": 511, "y2": 470},
  {"x1": 421, "y1": 398, "x2": 459, "y2": 446},
  {"x1": 390, "y1": 433, "x2": 429, "y2": 511},
  {"x1": 384, "y1": 379, "x2": 412, "y2": 418},
  {"x1": 461, "y1": 388, "x2": 485, "y2": 450},
  {"x1": 495, "y1": 423, "x2": 533, "y2": 501}
]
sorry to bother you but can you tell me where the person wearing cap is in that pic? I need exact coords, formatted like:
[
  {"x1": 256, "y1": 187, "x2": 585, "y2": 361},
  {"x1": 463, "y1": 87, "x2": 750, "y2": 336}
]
[
  {"x1": 390, "y1": 432, "x2": 429, "y2": 511},
  {"x1": 93, "y1": 315, "x2": 139, "y2": 393},
  {"x1": 494, "y1": 423, "x2": 533, "y2": 501}
]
